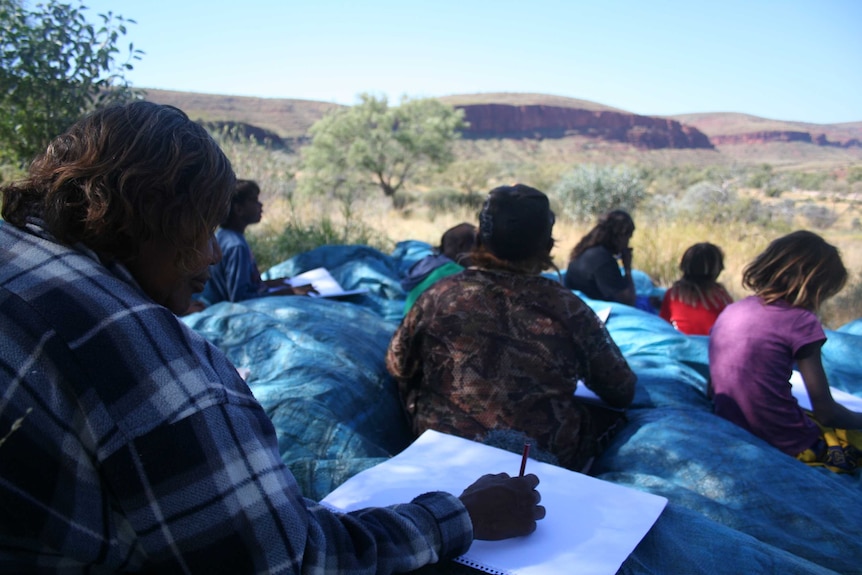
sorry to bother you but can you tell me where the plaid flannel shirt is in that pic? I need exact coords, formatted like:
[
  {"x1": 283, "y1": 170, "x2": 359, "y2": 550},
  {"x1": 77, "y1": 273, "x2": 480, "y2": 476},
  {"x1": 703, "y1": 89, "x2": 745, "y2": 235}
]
[{"x1": 0, "y1": 221, "x2": 471, "y2": 574}]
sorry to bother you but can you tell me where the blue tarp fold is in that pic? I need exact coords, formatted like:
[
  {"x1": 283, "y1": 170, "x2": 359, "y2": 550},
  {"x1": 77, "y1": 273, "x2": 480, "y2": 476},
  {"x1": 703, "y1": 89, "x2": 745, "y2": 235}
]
[{"x1": 183, "y1": 242, "x2": 862, "y2": 574}]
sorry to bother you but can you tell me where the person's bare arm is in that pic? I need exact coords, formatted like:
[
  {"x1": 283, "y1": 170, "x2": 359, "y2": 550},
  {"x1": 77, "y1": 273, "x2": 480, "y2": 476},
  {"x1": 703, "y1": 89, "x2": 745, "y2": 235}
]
[
  {"x1": 798, "y1": 347, "x2": 862, "y2": 429},
  {"x1": 614, "y1": 247, "x2": 637, "y2": 306}
]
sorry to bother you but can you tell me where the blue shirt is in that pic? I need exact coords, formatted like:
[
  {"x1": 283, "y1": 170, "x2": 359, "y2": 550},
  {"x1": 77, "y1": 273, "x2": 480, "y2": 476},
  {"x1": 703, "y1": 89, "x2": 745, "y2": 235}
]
[
  {"x1": 0, "y1": 220, "x2": 472, "y2": 573},
  {"x1": 201, "y1": 227, "x2": 262, "y2": 304}
]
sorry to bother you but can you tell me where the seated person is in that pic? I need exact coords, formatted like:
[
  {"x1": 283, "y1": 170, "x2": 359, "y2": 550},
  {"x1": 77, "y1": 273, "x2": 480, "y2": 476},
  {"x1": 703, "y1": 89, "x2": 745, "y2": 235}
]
[
  {"x1": 200, "y1": 179, "x2": 312, "y2": 305},
  {"x1": 0, "y1": 102, "x2": 544, "y2": 572},
  {"x1": 387, "y1": 184, "x2": 637, "y2": 474},
  {"x1": 401, "y1": 222, "x2": 476, "y2": 311},
  {"x1": 709, "y1": 231, "x2": 862, "y2": 472},
  {"x1": 564, "y1": 210, "x2": 637, "y2": 307},
  {"x1": 660, "y1": 242, "x2": 733, "y2": 335}
]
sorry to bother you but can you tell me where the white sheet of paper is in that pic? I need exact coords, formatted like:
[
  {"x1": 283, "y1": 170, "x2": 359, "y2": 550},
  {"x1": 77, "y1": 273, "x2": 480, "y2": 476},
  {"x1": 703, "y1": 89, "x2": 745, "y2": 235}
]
[
  {"x1": 572, "y1": 380, "x2": 623, "y2": 411},
  {"x1": 789, "y1": 370, "x2": 862, "y2": 412},
  {"x1": 285, "y1": 267, "x2": 368, "y2": 298},
  {"x1": 321, "y1": 430, "x2": 667, "y2": 575},
  {"x1": 594, "y1": 307, "x2": 612, "y2": 324}
]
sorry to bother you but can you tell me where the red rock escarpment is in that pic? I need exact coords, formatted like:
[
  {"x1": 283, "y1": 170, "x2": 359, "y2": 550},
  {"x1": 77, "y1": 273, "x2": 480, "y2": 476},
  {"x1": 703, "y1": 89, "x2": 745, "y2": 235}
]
[
  {"x1": 710, "y1": 130, "x2": 861, "y2": 148},
  {"x1": 455, "y1": 104, "x2": 714, "y2": 150}
]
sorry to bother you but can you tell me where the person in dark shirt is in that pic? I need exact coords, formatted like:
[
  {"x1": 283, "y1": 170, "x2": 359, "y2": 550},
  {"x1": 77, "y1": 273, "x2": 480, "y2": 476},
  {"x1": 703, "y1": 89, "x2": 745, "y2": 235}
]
[
  {"x1": 564, "y1": 210, "x2": 637, "y2": 306},
  {"x1": 387, "y1": 185, "x2": 636, "y2": 473}
]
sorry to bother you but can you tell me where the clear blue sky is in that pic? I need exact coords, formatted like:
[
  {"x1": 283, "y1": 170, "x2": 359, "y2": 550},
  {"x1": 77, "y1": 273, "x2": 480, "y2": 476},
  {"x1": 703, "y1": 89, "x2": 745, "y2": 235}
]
[{"x1": 80, "y1": 0, "x2": 861, "y2": 124}]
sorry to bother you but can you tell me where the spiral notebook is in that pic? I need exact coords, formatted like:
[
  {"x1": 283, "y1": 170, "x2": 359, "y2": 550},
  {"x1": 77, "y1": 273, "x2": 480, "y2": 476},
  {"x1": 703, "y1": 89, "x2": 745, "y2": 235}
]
[{"x1": 321, "y1": 430, "x2": 667, "y2": 575}]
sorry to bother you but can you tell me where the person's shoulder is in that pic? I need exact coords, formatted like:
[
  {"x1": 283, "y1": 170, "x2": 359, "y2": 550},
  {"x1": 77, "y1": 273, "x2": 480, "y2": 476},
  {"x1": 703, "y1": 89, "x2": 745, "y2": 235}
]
[
  {"x1": 215, "y1": 227, "x2": 247, "y2": 248},
  {"x1": 575, "y1": 245, "x2": 613, "y2": 265}
]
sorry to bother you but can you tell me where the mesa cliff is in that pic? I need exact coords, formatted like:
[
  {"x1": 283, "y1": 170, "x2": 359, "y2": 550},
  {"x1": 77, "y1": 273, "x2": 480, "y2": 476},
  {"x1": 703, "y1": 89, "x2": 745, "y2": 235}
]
[
  {"x1": 708, "y1": 130, "x2": 861, "y2": 148},
  {"x1": 454, "y1": 103, "x2": 715, "y2": 150}
]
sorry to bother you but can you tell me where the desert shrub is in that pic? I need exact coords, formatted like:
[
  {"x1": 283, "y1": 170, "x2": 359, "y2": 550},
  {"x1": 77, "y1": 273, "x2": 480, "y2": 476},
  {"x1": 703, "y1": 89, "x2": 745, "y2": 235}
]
[
  {"x1": 422, "y1": 186, "x2": 485, "y2": 218},
  {"x1": 551, "y1": 164, "x2": 646, "y2": 222},
  {"x1": 798, "y1": 203, "x2": 839, "y2": 229},
  {"x1": 643, "y1": 164, "x2": 740, "y2": 197},
  {"x1": 439, "y1": 160, "x2": 500, "y2": 196},
  {"x1": 821, "y1": 272, "x2": 862, "y2": 329},
  {"x1": 670, "y1": 180, "x2": 796, "y2": 227},
  {"x1": 248, "y1": 214, "x2": 386, "y2": 271},
  {"x1": 639, "y1": 193, "x2": 678, "y2": 222},
  {"x1": 675, "y1": 181, "x2": 741, "y2": 222},
  {"x1": 208, "y1": 125, "x2": 298, "y2": 201},
  {"x1": 781, "y1": 171, "x2": 829, "y2": 192}
]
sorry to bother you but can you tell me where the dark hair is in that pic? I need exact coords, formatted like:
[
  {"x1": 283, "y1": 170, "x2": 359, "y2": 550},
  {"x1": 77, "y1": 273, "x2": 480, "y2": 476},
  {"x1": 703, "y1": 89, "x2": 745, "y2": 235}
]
[
  {"x1": 743, "y1": 230, "x2": 847, "y2": 311},
  {"x1": 569, "y1": 210, "x2": 634, "y2": 261},
  {"x1": 667, "y1": 242, "x2": 732, "y2": 310},
  {"x1": 438, "y1": 222, "x2": 476, "y2": 263},
  {"x1": 233, "y1": 179, "x2": 261, "y2": 205},
  {"x1": 222, "y1": 179, "x2": 261, "y2": 225},
  {"x1": 1, "y1": 102, "x2": 235, "y2": 274},
  {"x1": 474, "y1": 184, "x2": 555, "y2": 274}
]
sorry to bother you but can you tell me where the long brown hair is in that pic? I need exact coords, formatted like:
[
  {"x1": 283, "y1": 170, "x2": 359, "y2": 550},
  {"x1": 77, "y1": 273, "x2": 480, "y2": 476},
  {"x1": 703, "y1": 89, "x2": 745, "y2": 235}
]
[
  {"x1": 742, "y1": 230, "x2": 847, "y2": 311},
  {"x1": 2, "y1": 102, "x2": 235, "y2": 274},
  {"x1": 569, "y1": 210, "x2": 634, "y2": 261}
]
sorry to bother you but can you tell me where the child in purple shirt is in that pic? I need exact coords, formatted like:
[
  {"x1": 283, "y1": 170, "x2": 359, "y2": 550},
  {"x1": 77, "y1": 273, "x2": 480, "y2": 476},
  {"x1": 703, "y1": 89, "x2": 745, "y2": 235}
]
[{"x1": 709, "y1": 231, "x2": 862, "y2": 472}]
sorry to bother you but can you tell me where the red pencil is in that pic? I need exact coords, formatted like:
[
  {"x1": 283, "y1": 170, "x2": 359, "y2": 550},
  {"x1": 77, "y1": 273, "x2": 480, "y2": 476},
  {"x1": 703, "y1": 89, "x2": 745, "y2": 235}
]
[{"x1": 518, "y1": 442, "x2": 531, "y2": 476}]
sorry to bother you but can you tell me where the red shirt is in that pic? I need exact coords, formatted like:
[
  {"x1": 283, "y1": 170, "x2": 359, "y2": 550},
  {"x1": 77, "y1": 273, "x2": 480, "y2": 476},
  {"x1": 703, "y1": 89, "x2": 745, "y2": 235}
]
[{"x1": 660, "y1": 286, "x2": 732, "y2": 335}]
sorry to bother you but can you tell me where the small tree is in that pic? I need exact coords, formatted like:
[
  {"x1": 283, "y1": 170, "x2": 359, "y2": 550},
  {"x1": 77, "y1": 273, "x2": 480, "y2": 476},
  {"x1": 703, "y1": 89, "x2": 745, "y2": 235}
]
[
  {"x1": 551, "y1": 164, "x2": 645, "y2": 222},
  {"x1": 299, "y1": 93, "x2": 465, "y2": 203},
  {"x1": 0, "y1": 0, "x2": 143, "y2": 165}
]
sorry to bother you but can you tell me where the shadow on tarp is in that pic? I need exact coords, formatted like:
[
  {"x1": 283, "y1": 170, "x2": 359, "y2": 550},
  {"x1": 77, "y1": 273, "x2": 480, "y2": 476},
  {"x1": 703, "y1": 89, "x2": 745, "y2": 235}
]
[{"x1": 184, "y1": 243, "x2": 862, "y2": 574}]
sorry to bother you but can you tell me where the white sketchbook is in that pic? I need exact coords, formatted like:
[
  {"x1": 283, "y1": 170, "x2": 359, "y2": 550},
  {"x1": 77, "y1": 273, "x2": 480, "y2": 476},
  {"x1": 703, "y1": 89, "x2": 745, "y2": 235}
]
[
  {"x1": 321, "y1": 430, "x2": 667, "y2": 575},
  {"x1": 284, "y1": 267, "x2": 368, "y2": 298},
  {"x1": 789, "y1": 370, "x2": 862, "y2": 412}
]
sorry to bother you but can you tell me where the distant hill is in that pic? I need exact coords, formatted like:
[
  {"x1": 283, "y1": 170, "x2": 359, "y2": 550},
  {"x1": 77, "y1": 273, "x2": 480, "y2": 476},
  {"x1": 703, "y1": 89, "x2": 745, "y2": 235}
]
[
  {"x1": 140, "y1": 88, "x2": 862, "y2": 167},
  {"x1": 437, "y1": 92, "x2": 625, "y2": 112},
  {"x1": 668, "y1": 112, "x2": 862, "y2": 148},
  {"x1": 142, "y1": 88, "x2": 343, "y2": 139}
]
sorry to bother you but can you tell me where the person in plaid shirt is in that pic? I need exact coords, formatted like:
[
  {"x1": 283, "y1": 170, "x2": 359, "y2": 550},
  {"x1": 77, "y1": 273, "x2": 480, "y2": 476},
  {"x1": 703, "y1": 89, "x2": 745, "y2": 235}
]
[{"x1": 0, "y1": 102, "x2": 544, "y2": 574}]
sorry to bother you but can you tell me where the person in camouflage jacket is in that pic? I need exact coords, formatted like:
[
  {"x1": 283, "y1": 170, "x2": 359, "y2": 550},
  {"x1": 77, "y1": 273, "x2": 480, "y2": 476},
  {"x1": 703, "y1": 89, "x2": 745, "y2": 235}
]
[{"x1": 387, "y1": 185, "x2": 637, "y2": 473}]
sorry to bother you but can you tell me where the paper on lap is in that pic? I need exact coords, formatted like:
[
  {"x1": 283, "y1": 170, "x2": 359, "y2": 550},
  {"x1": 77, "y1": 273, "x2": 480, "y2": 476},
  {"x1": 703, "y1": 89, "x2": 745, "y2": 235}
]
[
  {"x1": 321, "y1": 429, "x2": 667, "y2": 575},
  {"x1": 790, "y1": 370, "x2": 862, "y2": 412},
  {"x1": 284, "y1": 267, "x2": 368, "y2": 298}
]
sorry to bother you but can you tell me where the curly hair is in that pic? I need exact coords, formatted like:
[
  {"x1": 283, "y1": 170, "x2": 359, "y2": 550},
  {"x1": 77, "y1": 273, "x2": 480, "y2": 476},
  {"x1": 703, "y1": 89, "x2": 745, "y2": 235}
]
[
  {"x1": 1, "y1": 102, "x2": 235, "y2": 274},
  {"x1": 743, "y1": 230, "x2": 847, "y2": 311},
  {"x1": 569, "y1": 210, "x2": 634, "y2": 261}
]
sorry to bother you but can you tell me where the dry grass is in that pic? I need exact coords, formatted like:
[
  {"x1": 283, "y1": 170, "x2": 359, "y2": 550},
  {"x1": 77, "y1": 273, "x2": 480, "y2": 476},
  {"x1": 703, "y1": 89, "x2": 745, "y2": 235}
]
[{"x1": 280, "y1": 195, "x2": 862, "y2": 329}]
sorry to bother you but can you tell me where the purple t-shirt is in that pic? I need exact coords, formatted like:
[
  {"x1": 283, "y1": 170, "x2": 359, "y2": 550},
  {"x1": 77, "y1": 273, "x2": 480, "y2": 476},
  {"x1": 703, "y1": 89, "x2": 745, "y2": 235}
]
[{"x1": 709, "y1": 296, "x2": 825, "y2": 456}]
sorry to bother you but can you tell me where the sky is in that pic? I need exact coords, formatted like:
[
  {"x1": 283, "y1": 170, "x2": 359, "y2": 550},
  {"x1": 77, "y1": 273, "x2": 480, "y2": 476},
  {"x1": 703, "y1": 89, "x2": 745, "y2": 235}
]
[{"x1": 76, "y1": 0, "x2": 862, "y2": 125}]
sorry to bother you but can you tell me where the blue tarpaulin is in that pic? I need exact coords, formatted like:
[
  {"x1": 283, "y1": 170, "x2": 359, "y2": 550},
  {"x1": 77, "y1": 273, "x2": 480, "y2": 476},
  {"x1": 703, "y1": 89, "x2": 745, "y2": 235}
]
[{"x1": 183, "y1": 242, "x2": 862, "y2": 575}]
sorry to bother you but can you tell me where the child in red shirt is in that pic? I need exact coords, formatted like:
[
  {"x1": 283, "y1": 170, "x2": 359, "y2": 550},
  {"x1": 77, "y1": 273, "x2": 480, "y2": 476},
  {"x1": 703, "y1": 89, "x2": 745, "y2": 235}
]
[{"x1": 660, "y1": 242, "x2": 733, "y2": 335}]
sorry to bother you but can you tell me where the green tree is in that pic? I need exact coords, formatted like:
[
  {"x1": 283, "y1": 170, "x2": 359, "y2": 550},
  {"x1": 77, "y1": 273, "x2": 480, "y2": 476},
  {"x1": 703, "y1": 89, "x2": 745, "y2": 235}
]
[
  {"x1": 299, "y1": 93, "x2": 465, "y2": 203},
  {"x1": 551, "y1": 164, "x2": 646, "y2": 222},
  {"x1": 0, "y1": 0, "x2": 142, "y2": 164}
]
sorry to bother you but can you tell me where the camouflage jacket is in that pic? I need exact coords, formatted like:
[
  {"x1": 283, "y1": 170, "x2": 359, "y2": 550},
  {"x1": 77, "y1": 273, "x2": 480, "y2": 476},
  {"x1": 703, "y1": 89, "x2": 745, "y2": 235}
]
[{"x1": 386, "y1": 268, "x2": 637, "y2": 471}]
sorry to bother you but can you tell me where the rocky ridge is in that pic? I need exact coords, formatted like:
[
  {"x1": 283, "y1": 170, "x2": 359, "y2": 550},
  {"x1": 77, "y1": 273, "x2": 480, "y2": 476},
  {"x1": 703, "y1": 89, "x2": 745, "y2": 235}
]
[{"x1": 455, "y1": 103, "x2": 714, "y2": 150}]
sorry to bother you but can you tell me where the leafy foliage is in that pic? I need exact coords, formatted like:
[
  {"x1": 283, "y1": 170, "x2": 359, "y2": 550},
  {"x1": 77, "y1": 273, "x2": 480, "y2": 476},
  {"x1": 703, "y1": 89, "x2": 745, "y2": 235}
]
[
  {"x1": 299, "y1": 94, "x2": 465, "y2": 202},
  {"x1": 550, "y1": 164, "x2": 646, "y2": 222},
  {"x1": 248, "y1": 212, "x2": 386, "y2": 271},
  {"x1": 0, "y1": 0, "x2": 142, "y2": 164}
]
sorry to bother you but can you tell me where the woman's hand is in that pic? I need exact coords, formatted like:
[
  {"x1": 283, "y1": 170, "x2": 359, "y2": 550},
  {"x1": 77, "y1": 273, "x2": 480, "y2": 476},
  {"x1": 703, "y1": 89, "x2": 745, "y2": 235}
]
[{"x1": 620, "y1": 246, "x2": 634, "y2": 271}]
